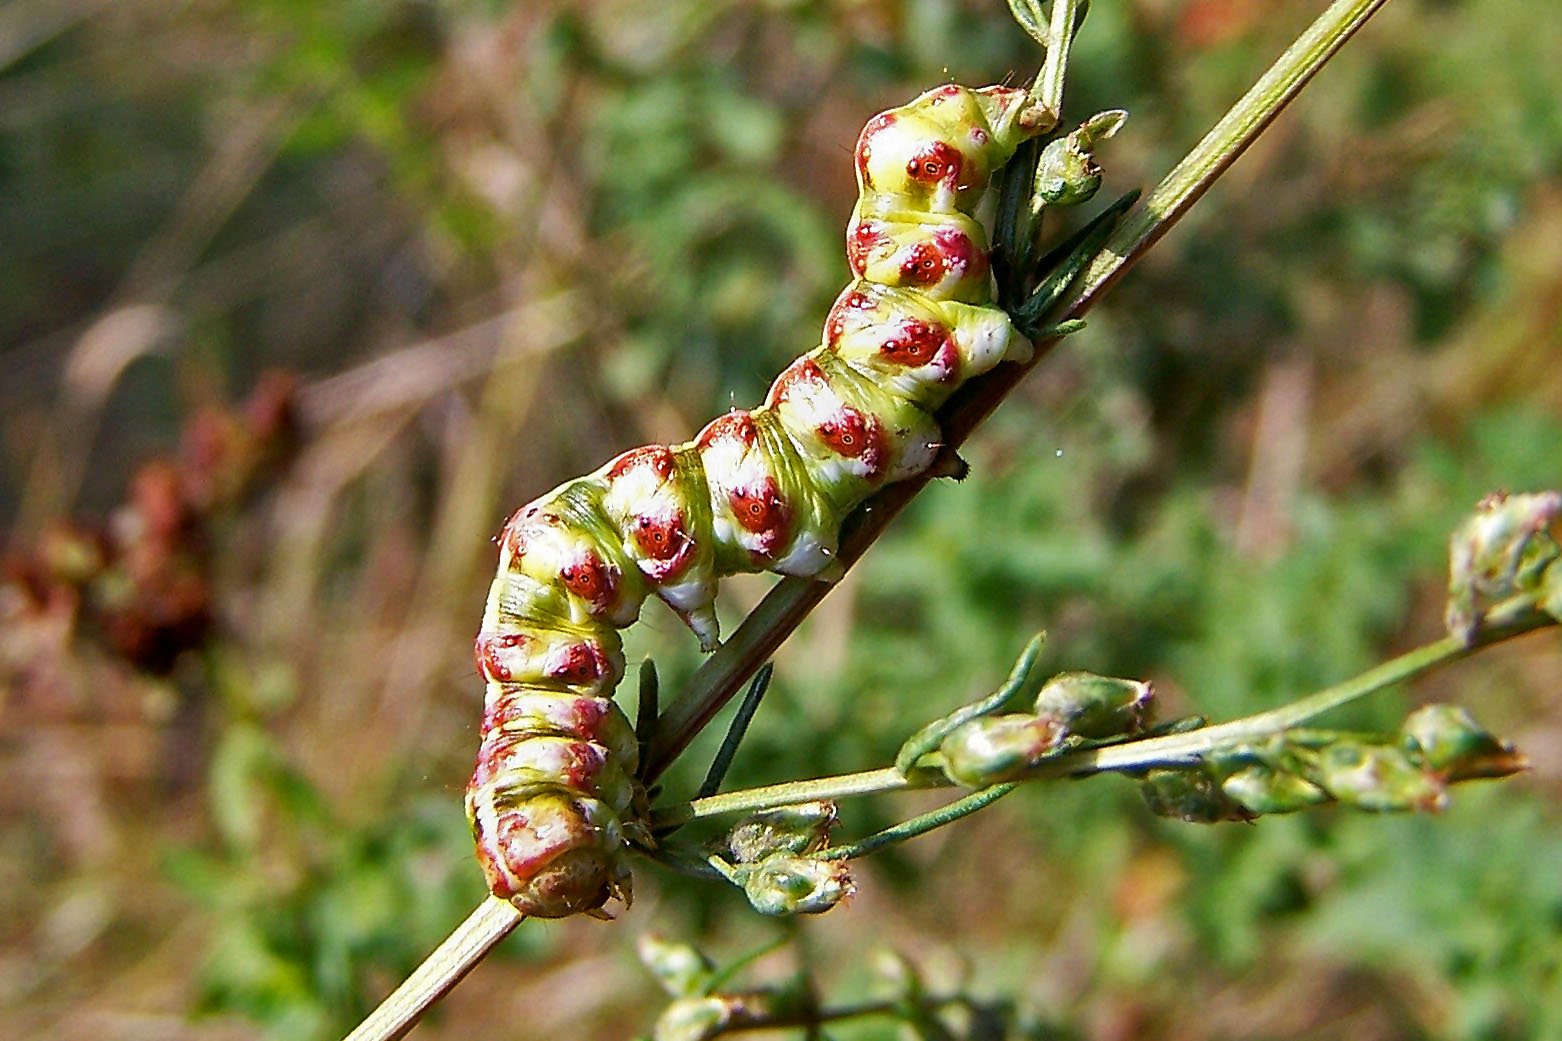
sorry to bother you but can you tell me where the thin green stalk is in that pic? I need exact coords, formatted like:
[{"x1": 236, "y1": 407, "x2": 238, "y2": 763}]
[
  {"x1": 1070, "y1": 610, "x2": 1553, "y2": 776},
  {"x1": 657, "y1": 611, "x2": 1554, "y2": 826},
  {"x1": 1031, "y1": 0, "x2": 1083, "y2": 126},
  {"x1": 1074, "y1": 0, "x2": 1390, "y2": 305},
  {"x1": 817, "y1": 783, "x2": 1018, "y2": 861},
  {"x1": 654, "y1": 767, "x2": 914, "y2": 829}
]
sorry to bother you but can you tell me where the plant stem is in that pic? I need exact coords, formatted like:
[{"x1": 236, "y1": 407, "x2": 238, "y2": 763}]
[
  {"x1": 341, "y1": 897, "x2": 522, "y2": 1041},
  {"x1": 656, "y1": 766, "x2": 915, "y2": 828},
  {"x1": 644, "y1": 0, "x2": 1397, "y2": 781},
  {"x1": 1031, "y1": 0, "x2": 1083, "y2": 126},
  {"x1": 1075, "y1": 0, "x2": 1390, "y2": 304},
  {"x1": 655, "y1": 611, "x2": 1554, "y2": 826},
  {"x1": 817, "y1": 783, "x2": 1018, "y2": 861},
  {"x1": 1070, "y1": 609, "x2": 1554, "y2": 775}
]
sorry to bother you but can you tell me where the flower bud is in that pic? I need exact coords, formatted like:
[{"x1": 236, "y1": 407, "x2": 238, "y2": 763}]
[
  {"x1": 1033, "y1": 671, "x2": 1153, "y2": 740},
  {"x1": 652, "y1": 996, "x2": 732, "y2": 1041},
  {"x1": 1140, "y1": 768, "x2": 1254, "y2": 823},
  {"x1": 1308, "y1": 742, "x2": 1446, "y2": 812},
  {"x1": 637, "y1": 934, "x2": 714, "y2": 998},
  {"x1": 1445, "y1": 490, "x2": 1562, "y2": 642},
  {"x1": 1034, "y1": 110, "x2": 1127, "y2": 207},
  {"x1": 725, "y1": 801, "x2": 838, "y2": 863},
  {"x1": 1220, "y1": 765, "x2": 1328, "y2": 816},
  {"x1": 1400, "y1": 704, "x2": 1526, "y2": 780},
  {"x1": 653, "y1": 981, "x2": 812, "y2": 1041},
  {"x1": 740, "y1": 855, "x2": 853, "y2": 916},
  {"x1": 938, "y1": 713, "x2": 1062, "y2": 786}
]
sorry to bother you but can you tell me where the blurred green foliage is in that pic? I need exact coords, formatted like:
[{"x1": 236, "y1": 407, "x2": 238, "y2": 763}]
[{"x1": 3, "y1": 1, "x2": 1561, "y2": 1040}]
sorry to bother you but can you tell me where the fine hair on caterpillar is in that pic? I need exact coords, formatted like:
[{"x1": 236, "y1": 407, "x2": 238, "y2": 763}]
[{"x1": 467, "y1": 83, "x2": 1053, "y2": 919}]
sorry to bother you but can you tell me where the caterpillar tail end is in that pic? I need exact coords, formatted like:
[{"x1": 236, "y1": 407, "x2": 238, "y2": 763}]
[{"x1": 468, "y1": 784, "x2": 634, "y2": 919}]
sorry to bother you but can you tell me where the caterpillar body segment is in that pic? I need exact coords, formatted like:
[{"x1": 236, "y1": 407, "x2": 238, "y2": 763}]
[{"x1": 468, "y1": 84, "x2": 1048, "y2": 919}]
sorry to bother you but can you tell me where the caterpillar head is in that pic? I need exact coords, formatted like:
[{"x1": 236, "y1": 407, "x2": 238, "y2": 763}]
[{"x1": 854, "y1": 84, "x2": 1044, "y2": 211}]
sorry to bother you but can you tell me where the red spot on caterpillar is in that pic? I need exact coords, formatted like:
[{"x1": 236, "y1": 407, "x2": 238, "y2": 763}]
[
  {"x1": 475, "y1": 630, "x2": 528, "y2": 681},
  {"x1": 499, "y1": 508, "x2": 531, "y2": 557},
  {"x1": 470, "y1": 727, "x2": 517, "y2": 791},
  {"x1": 632, "y1": 511, "x2": 693, "y2": 579},
  {"x1": 847, "y1": 220, "x2": 887, "y2": 276},
  {"x1": 934, "y1": 226, "x2": 985, "y2": 278},
  {"x1": 500, "y1": 507, "x2": 563, "y2": 559},
  {"x1": 569, "y1": 697, "x2": 610, "y2": 733},
  {"x1": 729, "y1": 476, "x2": 791, "y2": 557},
  {"x1": 899, "y1": 241, "x2": 947, "y2": 285},
  {"x1": 766, "y1": 355, "x2": 827, "y2": 406},
  {"x1": 905, "y1": 140, "x2": 962, "y2": 190},
  {"x1": 824, "y1": 288, "x2": 875, "y2": 346},
  {"x1": 817, "y1": 409, "x2": 887, "y2": 477},
  {"x1": 606, "y1": 444, "x2": 674, "y2": 480},
  {"x1": 878, "y1": 318, "x2": 949, "y2": 366},
  {"x1": 480, "y1": 692, "x2": 612, "y2": 744},
  {"x1": 547, "y1": 640, "x2": 611, "y2": 685},
  {"x1": 558, "y1": 549, "x2": 617, "y2": 611},
  {"x1": 472, "y1": 840, "x2": 515, "y2": 899},
  {"x1": 897, "y1": 228, "x2": 983, "y2": 287},
  {"x1": 493, "y1": 811, "x2": 551, "y2": 879},
  {"x1": 696, "y1": 410, "x2": 758, "y2": 449},
  {"x1": 559, "y1": 740, "x2": 609, "y2": 790},
  {"x1": 933, "y1": 338, "x2": 962, "y2": 382}
]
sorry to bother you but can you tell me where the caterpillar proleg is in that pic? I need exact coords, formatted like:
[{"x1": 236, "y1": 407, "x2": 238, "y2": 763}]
[{"x1": 467, "y1": 83, "x2": 1050, "y2": 918}]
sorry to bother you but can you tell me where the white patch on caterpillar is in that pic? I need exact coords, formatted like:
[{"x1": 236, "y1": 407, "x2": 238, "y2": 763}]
[{"x1": 770, "y1": 528, "x2": 838, "y2": 577}]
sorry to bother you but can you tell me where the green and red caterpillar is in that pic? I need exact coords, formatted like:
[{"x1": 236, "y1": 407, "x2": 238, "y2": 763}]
[{"x1": 467, "y1": 83, "x2": 1051, "y2": 918}]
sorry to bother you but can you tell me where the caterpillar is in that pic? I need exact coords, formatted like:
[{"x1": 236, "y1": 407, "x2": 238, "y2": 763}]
[{"x1": 467, "y1": 83, "x2": 1051, "y2": 918}]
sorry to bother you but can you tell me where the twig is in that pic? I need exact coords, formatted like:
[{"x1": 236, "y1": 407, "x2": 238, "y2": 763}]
[
  {"x1": 1030, "y1": 0, "x2": 1083, "y2": 127},
  {"x1": 341, "y1": 897, "x2": 523, "y2": 1041},
  {"x1": 816, "y1": 783, "x2": 1019, "y2": 861},
  {"x1": 653, "y1": 609, "x2": 1555, "y2": 827},
  {"x1": 1073, "y1": 0, "x2": 1392, "y2": 305}
]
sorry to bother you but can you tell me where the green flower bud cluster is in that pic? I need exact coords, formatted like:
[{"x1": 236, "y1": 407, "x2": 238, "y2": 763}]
[
  {"x1": 1034, "y1": 110, "x2": 1127, "y2": 207},
  {"x1": 936, "y1": 670, "x2": 1153, "y2": 788},
  {"x1": 709, "y1": 801, "x2": 853, "y2": 916},
  {"x1": 1139, "y1": 704, "x2": 1524, "y2": 823},
  {"x1": 723, "y1": 801, "x2": 837, "y2": 861},
  {"x1": 637, "y1": 935, "x2": 814, "y2": 1041},
  {"x1": 1446, "y1": 490, "x2": 1562, "y2": 644}
]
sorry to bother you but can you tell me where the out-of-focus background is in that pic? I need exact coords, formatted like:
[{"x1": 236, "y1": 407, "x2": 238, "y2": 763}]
[{"x1": 3, "y1": 1, "x2": 1560, "y2": 1039}]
